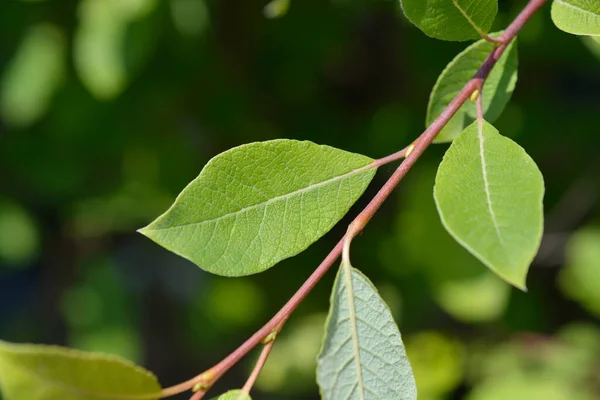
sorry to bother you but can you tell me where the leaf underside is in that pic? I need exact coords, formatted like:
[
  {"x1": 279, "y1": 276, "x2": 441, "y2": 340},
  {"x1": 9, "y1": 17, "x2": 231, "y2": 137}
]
[
  {"x1": 317, "y1": 263, "x2": 417, "y2": 400},
  {"x1": 139, "y1": 139, "x2": 376, "y2": 277},
  {"x1": 427, "y1": 34, "x2": 518, "y2": 143},
  {"x1": 434, "y1": 120, "x2": 544, "y2": 290},
  {"x1": 0, "y1": 340, "x2": 161, "y2": 400}
]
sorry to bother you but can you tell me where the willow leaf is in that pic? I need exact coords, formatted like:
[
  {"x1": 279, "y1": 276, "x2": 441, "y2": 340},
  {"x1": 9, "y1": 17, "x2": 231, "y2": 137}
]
[
  {"x1": 140, "y1": 140, "x2": 376, "y2": 276},
  {"x1": 317, "y1": 262, "x2": 416, "y2": 399}
]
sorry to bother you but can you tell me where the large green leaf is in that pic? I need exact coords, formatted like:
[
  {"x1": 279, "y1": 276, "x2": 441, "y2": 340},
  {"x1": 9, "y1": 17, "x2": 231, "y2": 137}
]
[
  {"x1": 209, "y1": 390, "x2": 252, "y2": 400},
  {"x1": 551, "y1": 0, "x2": 600, "y2": 36},
  {"x1": 427, "y1": 35, "x2": 518, "y2": 143},
  {"x1": 434, "y1": 120, "x2": 544, "y2": 289},
  {"x1": 399, "y1": 0, "x2": 498, "y2": 41},
  {"x1": 0, "y1": 340, "x2": 161, "y2": 400},
  {"x1": 317, "y1": 262, "x2": 416, "y2": 400},
  {"x1": 139, "y1": 140, "x2": 376, "y2": 276}
]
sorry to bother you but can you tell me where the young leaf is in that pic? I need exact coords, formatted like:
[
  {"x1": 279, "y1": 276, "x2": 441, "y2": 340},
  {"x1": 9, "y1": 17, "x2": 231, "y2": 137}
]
[
  {"x1": 0, "y1": 340, "x2": 161, "y2": 400},
  {"x1": 139, "y1": 140, "x2": 376, "y2": 277},
  {"x1": 317, "y1": 262, "x2": 416, "y2": 400},
  {"x1": 551, "y1": 0, "x2": 600, "y2": 36},
  {"x1": 427, "y1": 35, "x2": 518, "y2": 143},
  {"x1": 434, "y1": 120, "x2": 544, "y2": 290},
  {"x1": 399, "y1": 0, "x2": 498, "y2": 41},
  {"x1": 209, "y1": 390, "x2": 252, "y2": 400}
]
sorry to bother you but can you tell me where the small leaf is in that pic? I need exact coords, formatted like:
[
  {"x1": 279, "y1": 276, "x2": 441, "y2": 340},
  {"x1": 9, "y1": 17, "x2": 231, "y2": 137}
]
[
  {"x1": 551, "y1": 0, "x2": 600, "y2": 36},
  {"x1": 209, "y1": 389, "x2": 252, "y2": 400},
  {"x1": 317, "y1": 262, "x2": 416, "y2": 399},
  {"x1": 0, "y1": 340, "x2": 161, "y2": 400},
  {"x1": 140, "y1": 140, "x2": 376, "y2": 276},
  {"x1": 434, "y1": 120, "x2": 544, "y2": 289},
  {"x1": 399, "y1": 0, "x2": 498, "y2": 41},
  {"x1": 427, "y1": 35, "x2": 518, "y2": 142}
]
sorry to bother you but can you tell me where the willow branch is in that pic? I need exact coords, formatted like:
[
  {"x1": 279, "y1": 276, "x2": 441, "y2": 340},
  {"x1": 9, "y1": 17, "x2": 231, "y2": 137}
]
[{"x1": 157, "y1": 0, "x2": 548, "y2": 397}]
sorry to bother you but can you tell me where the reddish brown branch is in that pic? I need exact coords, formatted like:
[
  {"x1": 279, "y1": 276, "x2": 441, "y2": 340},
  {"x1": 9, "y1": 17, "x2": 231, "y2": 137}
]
[{"x1": 158, "y1": 0, "x2": 549, "y2": 397}]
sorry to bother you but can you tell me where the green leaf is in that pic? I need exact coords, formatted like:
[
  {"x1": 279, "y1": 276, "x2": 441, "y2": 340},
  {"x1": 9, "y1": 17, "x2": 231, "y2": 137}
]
[
  {"x1": 209, "y1": 389, "x2": 252, "y2": 400},
  {"x1": 427, "y1": 35, "x2": 518, "y2": 143},
  {"x1": 139, "y1": 140, "x2": 376, "y2": 276},
  {"x1": 551, "y1": 0, "x2": 600, "y2": 36},
  {"x1": 433, "y1": 120, "x2": 544, "y2": 290},
  {"x1": 399, "y1": 0, "x2": 498, "y2": 41},
  {"x1": 0, "y1": 340, "x2": 161, "y2": 400},
  {"x1": 317, "y1": 262, "x2": 416, "y2": 400}
]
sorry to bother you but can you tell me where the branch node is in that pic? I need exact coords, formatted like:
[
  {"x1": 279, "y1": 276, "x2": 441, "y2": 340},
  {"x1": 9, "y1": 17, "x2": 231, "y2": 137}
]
[{"x1": 470, "y1": 89, "x2": 480, "y2": 102}]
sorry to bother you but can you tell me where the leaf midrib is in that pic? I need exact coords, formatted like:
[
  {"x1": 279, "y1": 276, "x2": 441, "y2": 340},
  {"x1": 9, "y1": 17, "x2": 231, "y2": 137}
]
[
  {"x1": 477, "y1": 119, "x2": 508, "y2": 256},
  {"x1": 451, "y1": 0, "x2": 490, "y2": 38},
  {"x1": 145, "y1": 162, "x2": 375, "y2": 232},
  {"x1": 342, "y1": 263, "x2": 366, "y2": 400}
]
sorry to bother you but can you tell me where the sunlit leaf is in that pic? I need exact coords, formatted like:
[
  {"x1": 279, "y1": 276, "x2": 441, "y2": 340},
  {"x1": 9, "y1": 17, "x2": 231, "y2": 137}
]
[
  {"x1": 0, "y1": 340, "x2": 161, "y2": 400},
  {"x1": 399, "y1": 0, "x2": 498, "y2": 41},
  {"x1": 434, "y1": 120, "x2": 544, "y2": 289},
  {"x1": 559, "y1": 228, "x2": 600, "y2": 316},
  {"x1": 209, "y1": 390, "x2": 251, "y2": 400},
  {"x1": 317, "y1": 262, "x2": 416, "y2": 400},
  {"x1": 551, "y1": 0, "x2": 600, "y2": 36},
  {"x1": 140, "y1": 140, "x2": 376, "y2": 276},
  {"x1": 1, "y1": 24, "x2": 65, "y2": 128},
  {"x1": 428, "y1": 35, "x2": 518, "y2": 142}
]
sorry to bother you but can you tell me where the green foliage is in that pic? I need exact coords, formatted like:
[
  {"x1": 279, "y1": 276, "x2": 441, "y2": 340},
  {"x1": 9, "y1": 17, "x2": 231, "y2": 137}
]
[
  {"x1": 559, "y1": 228, "x2": 600, "y2": 316},
  {"x1": 139, "y1": 140, "x2": 376, "y2": 276},
  {"x1": 399, "y1": 0, "x2": 497, "y2": 41},
  {"x1": 209, "y1": 390, "x2": 252, "y2": 400},
  {"x1": 434, "y1": 120, "x2": 544, "y2": 289},
  {"x1": 74, "y1": 0, "x2": 158, "y2": 100},
  {"x1": 551, "y1": 0, "x2": 600, "y2": 36},
  {"x1": 1, "y1": 24, "x2": 65, "y2": 128},
  {"x1": 427, "y1": 36, "x2": 518, "y2": 142},
  {"x1": 0, "y1": 340, "x2": 161, "y2": 400},
  {"x1": 317, "y1": 262, "x2": 416, "y2": 400},
  {"x1": 264, "y1": 0, "x2": 290, "y2": 19}
]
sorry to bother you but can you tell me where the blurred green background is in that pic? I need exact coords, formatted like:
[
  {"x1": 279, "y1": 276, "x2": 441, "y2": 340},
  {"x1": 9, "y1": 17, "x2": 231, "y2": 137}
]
[{"x1": 1, "y1": 0, "x2": 599, "y2": 399}]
